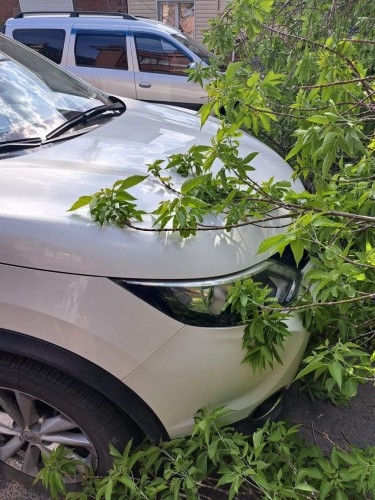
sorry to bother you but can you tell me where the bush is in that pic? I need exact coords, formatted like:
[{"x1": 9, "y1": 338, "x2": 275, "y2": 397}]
[
  {"x1": 37, "y1": 407, "x2": 375, "y2": 499},
  {"x1": 71, "y1": 0, "x2": 375, "y2": 402}
]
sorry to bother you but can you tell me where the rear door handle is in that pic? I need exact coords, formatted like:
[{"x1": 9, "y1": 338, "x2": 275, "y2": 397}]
[{"x1": 139, "y1": 82, "x2": 151, "y2": 88}]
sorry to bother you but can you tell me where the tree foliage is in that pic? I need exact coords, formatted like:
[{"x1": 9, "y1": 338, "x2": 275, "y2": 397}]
[{"x1": 70, "y1": 0, "x2": 375, "y2": 403}]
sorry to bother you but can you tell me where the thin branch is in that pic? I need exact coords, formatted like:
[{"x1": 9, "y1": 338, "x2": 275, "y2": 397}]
[
  {"x1": 335, "y1": 174, "x2": 375, "y2": 183},
  {"x1": 342, "y1": 90, "x2": 375, "y2": 115},
  {"x1": 319, "y1": 238, "x2": 375, "y2": 270},
  {"x1": 244, "y1": 102, "x2": 307, "y2": 119},
  {"x1": 126, "y1": 198, "x2": 375, "y2": 234},
  {"x1": 266, "y1": 99, "x2": 358, "y2": 111},
  {"x1": 259, "y1": 292, "x2": 375, "y2": 313},
  {"x1": 127, "y1": 211, "x2": 296, "y2": 233},
  {"x1": 260, "y1": 23, "x2": 374, "y2": 97},
  {"x1": 341, "y1": 38, "x2": 375, "y2": 45},
  {"x1": 354, "y1": 318, "x2": 375, "y2": 329},
  {"x1": 310, "y1": 425, "x2": 347, "y2": 453},
  {"x1": 352, "y1": 330, "x2": 375, "y2": 342},
  {"x1": 276, "y1": 203, "x2": 375, "y2": 224},
  {"x1": 295, "y1": 75, "x2": 375, "y2": 89}
]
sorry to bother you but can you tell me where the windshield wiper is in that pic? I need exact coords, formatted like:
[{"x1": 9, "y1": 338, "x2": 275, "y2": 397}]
[
  {"x1": 0, "y1": 137, "x2": 43, "y2": 152},
  {"x1": 46, "y1": 101, "x2": 126, "y2": 141}
]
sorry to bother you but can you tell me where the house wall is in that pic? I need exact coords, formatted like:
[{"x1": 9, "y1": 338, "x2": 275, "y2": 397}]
[
  {"x1": 74, "y1": 0, "x2": 128, "y2": 12},
  {"x1": 0, "y1": 0, "x2": 225, "y2": 39},
  {"x1": 195, "y1": 0, "x2": 221, "y2": 41},
  {"x1": 128, "y1": 0, "x2": 228, "y2": 41},
  {"x1": 1, "y1": 0, "x2": 20, "y2": 20},
  {"x1": 127, "y1": 0, "x2": 156, "y2": 20}
]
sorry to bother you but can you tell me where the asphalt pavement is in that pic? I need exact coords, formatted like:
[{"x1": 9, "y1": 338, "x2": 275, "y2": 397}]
[
  {"x1": 0, "y1": 382, "x2": 373, "y2": 499},
  {"x1": 283, "y1": 382, "x2": 375, "y2": 451}
]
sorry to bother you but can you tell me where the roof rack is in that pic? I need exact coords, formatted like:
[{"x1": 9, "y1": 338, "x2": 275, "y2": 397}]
[{"x1": 14, "y1": 11, "x2": 139, "y2": 20}]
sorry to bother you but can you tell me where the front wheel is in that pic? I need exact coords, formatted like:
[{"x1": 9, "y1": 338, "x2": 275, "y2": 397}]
[{"x1": 0, "y1": 353, "x2": 133, "y2": 491}]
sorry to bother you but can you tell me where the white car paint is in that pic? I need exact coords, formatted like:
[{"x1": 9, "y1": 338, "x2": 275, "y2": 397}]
[
  {"x1": 0, "y1": 99, "x2": 302, "y2": 279},
  {"x1": 0, "y1": 35, "x2": 309, "y2": 447}
]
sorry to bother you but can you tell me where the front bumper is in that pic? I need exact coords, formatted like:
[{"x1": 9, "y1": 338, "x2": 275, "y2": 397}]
[{"x1": 123, "y1": 313, "x2": 310, "y2": 437}]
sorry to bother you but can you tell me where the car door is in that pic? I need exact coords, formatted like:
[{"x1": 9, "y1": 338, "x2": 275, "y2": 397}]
[
  {"x1": 131, "y1": 31, "x2": 208, "y2": 109},
  {"x1": 65, "y1": 27, "x2": 137, "y2": 99}
]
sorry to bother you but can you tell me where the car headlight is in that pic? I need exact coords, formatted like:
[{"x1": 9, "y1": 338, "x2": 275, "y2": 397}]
[{"x1": 111, "y1": 261, "x2": 302, "y2": 327}]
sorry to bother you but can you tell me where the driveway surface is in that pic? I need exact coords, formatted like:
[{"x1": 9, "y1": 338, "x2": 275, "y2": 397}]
[
  {"x1": 284, "y1": 382, "x2": 375, "y2": 451},
  {"x1": 0, "y1": 383, "x2": 373, "y2": 499}
]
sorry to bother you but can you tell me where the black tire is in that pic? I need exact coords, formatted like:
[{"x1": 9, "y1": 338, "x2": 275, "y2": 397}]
[{"x1": 0, "y1": 352, "x2": 133, "y2": 492}]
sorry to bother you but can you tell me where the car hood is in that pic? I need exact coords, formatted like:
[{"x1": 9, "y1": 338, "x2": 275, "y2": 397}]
[{"x1": 0, "y1": 99, "x2": 302, "y2": 279}]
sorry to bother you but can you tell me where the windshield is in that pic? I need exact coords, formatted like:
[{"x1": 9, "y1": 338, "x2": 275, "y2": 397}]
[
  {"x1": 0, "y1": 34, "x2": 112, "y2": 146},
  {"x1": 171, "y1": 33, "x2": 215, "y2": 66}
]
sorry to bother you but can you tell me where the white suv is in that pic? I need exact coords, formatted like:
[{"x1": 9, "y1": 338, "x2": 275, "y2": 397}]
[
  {"x1": 2, "y1": 11, "x2": 212, "y2": 109},
  {"x1": 0, "y1": 34, "x2": 309, "y2": 491}
]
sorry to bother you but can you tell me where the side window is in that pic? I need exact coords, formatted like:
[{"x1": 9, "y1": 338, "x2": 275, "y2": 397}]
[
  {"x1": 12, "y1": 29, "x2": 65, "y2": 64},
  {"x1": 75, "y1": 32, "x2": 128, "y2": 70},
  {"x1": 134, "y1": 33, "x2": 192, "y2": 76}
]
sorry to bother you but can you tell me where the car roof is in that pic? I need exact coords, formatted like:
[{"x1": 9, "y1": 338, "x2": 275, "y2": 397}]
[{"x1": 6, "y1": 11, "x2": 181, "y2": 35}]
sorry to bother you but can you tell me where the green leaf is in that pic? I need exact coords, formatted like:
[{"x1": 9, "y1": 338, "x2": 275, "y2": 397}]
[
  {"x1": 181, "y1": 175, "x2": 209, "y2": 194},
  {"x1": 67, "y1": 196, "x2": 93, "y2": 212},
  {"x1": 285, "y1": 141, "x2": 304, "y2": 160},
  {"x1": 328, "y1": 361, "x2": 343, "y2": 389},
  {"x1": 259, "y1": 112, "x2": 271, "y2": 132},
  {"x1": 118, "y1": 475, "x2": 136, "y2": 492},
  {"x1": 252, "y1": 428, "x2": 263, "y2": 449},
  {"x1": 290, "y1": 238, "x2": 305, "y2": 267},
  {"x1": 306, "y1": 115, "x2": 330, "y2": 124},
  {"x1": 314, "y1": 132, "x2": 337, "y2": 157},
  {"x1": 257, "y1": 233, "x2": 295, "y2": 255},
  {"x1": 295, "y1": 361, "x2": 325, "y2": 380},
  {"x1": 119, "y1": 175, "x2": 148, "y2": 190},
  {"x1": 226, "y1": 61, "x2": 243, "y2": 79},
  {"x1": 104, "y1": 479, "x2": 113, "y2": 500},
  {"x1": 200, "y1": 102, "x2": 214, "y2": 126},
  {"x1": 247, "y1": 73, "x2": 260, "y2": 87},
  {"x1": 295, "y1": 483, "x2": 318, "y2": 493},
  {"x1": 320, "y1": 480, "x2": 333, "y2": 499}
]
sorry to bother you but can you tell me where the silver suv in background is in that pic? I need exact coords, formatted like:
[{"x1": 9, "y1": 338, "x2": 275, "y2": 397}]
[{"x1": 2, "y1": 11, "x2": 214, "y2": 109}]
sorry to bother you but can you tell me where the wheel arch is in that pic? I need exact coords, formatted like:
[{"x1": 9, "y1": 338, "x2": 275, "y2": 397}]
[{"x1": 0, "y1": 328, "x2": 169, "y2": 442}]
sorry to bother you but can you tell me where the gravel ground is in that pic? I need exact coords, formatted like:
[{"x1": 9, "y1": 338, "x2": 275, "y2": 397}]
[
  {"x1": 0, "y1": 382, "x2": 373, "y2": 499},
  {"x1": 0, "y1": 478, "x2": 50, "y2": 500}
]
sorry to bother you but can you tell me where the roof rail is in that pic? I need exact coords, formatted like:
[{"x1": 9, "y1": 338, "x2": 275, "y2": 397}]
[{"x1": 13, "y1": 11, "x2": 139, "y2": 20}]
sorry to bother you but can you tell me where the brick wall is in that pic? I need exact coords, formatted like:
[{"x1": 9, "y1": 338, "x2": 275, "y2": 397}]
[
  {"x1": 1, "y1": 0, "x2": 20, "y2": 21},
  {"x1": 74, "y1": 0, "x2": 128, "y2": 12},
  {"x1": 0, "y1": 0, "x2": 128, "y2": 22}
]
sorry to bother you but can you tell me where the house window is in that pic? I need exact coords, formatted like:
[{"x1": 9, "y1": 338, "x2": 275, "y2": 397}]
[{"x1": 157, "y1": 1, "x2": 195, "y2": 37}]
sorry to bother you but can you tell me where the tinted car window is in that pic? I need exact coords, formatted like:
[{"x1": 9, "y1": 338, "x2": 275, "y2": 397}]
[
  {"x1": 12, "y1": 29, "x2": 65, "y2": 64},
  {"x1": 171, "y1": 33, "x2": 215, "y2": 66},
  {"x1": 75, "y1": 32, "x2": 128, "y2": 70},
  {"x1": 135, "y1": 33, "x2": 191, "y2": 76}
]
